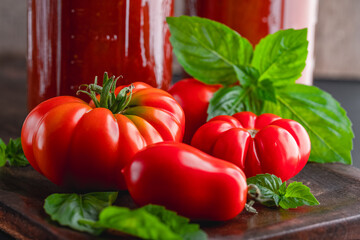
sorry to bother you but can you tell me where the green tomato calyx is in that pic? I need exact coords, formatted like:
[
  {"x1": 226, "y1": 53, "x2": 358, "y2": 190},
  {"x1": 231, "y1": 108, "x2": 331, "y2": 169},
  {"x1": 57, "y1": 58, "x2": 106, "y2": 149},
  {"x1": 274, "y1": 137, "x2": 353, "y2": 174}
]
[{"x1": 77, "y1": 72, "x2": 134, "y2": 114}]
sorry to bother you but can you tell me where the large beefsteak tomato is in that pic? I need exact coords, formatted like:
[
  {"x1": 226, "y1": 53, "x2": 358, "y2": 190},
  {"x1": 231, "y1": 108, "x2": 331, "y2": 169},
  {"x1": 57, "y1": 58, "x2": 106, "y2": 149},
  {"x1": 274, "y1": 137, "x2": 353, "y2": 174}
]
[
  {"x1": 21, "y1": 74, "x2": 184, "y2": 190},
  {"x1": 191, "y1": 112, "x2": 311, "y2": 181}
]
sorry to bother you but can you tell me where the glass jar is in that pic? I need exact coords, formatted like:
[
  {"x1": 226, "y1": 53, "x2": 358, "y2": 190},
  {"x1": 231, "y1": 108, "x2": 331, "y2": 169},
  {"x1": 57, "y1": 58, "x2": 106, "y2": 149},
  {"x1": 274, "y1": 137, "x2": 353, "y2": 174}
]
[
  {"x1": 27, "y1": 0, "x2": 174, "y2": 110},
  {"x1": 185, "y1": 0, "x2": 318, "y2": 85}
]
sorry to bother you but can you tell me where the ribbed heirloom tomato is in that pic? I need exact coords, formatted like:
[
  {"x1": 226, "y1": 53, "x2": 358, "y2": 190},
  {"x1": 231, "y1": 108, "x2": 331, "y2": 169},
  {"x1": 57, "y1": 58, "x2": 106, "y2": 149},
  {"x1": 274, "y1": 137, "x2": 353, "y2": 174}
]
[
  {"x1": 21, "y1": 73, "x2": 184, "y2": 190},
  {"x1": 191, "y1": 112, "x2": 311, "y2": 181},
  {"x1": 123, "y1": 142, "x2": 248, "y2": 221}
]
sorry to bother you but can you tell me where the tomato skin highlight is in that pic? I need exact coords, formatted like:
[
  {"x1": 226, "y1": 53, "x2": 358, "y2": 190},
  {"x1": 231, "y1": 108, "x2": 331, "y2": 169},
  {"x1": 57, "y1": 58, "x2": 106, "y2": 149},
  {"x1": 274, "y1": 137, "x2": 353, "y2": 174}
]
[
  {"x1": 168, "y1": 78, "x2": 221, "y2": 143},
  {"x1": 21, "y1": 83, "x2": 184, "y2": 190},
  {"x1": 191, "y1": 112, "x2": 311, "y2": 181},
  {"x1": 123, "y1": 142, "x2": 248, "y2": 221}
]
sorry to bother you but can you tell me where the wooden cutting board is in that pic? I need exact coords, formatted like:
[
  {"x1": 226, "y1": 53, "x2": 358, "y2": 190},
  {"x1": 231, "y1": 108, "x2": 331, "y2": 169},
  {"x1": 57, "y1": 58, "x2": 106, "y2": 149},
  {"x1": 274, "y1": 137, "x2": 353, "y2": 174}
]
[{"x1": 0, "y1": 162, "x2": 360, "y2": 240}]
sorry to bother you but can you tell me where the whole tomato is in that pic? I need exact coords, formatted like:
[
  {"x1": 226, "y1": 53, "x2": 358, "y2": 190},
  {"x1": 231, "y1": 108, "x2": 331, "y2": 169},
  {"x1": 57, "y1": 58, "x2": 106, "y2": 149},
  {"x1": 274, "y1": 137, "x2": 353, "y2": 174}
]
[
  {"x1": 21, "y1": 74, "x2": 184, "y2": 190},
  {"x1": 191, "y1": 112, "x2": 311, "y2": 181},
  {"x1": 123, "y1": 142, "x2": 248, "y2": 221},
  {"x1": 168, "y1": 78, "x2": 221, "y2": 143}
]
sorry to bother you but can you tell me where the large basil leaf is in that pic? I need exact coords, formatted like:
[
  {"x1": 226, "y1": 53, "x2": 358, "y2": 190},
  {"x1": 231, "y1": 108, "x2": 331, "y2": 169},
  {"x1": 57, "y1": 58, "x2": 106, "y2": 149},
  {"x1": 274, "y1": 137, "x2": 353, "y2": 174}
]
[
  {"x1": 263, "y1": 84, "x2": 353, "y2": 164},
  {"x1": 44, "y1": 192, "x2": 118, "y2": 235},
  {"x1": 167, "y1": 16, "x2": 253, "y2": 85},
  {"x1": 83, "y1": 205, "x2": 207, "y2": 240},
  {"x1": 252, "y1": 29, "x2": 308, "y2": 86}
]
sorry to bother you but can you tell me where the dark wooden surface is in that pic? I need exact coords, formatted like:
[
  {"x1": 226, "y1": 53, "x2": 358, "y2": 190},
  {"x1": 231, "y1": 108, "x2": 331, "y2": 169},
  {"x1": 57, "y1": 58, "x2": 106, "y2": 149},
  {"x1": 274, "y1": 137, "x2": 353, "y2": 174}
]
[
  {"x1": 1, "y1": 163, "x2": 360, "y2": 240},
  {"x1": 1, "y1": 56, "x2": 360, "y2": 239}
]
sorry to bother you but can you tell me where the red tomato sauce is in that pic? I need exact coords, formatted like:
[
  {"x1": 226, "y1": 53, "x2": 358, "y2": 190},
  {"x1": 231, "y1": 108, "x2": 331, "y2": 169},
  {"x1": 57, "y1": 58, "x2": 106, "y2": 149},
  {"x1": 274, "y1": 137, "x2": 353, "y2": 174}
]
[{"x1": 27, "y1": 0, "x2": 174, "y2": 110}]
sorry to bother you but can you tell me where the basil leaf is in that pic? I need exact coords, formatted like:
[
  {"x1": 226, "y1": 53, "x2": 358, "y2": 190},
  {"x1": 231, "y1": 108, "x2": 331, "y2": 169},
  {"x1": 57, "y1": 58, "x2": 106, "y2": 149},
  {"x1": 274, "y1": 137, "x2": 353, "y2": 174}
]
[
  {"x1": 167, "y1": 16, "x2": 253, "y2": 86},
  {"x1": 252, "y1": 29, "x2": 308, "y2": 86},
  {"x1": 207, "y1": 86, "x2": 249, "y2": 120},
  {"x1": 6, "y1": 138, "x2": 29, "y2": 167},
  {"x1": 0, "y1": 139, "x2": 6, "y2": 167},
  {"x1": 0, "y1": 138, "x2": 29, "y2": 167},
  {"x1": 233, "y1": 66, "x2": 259, "y2": 86},
  {"x1": 279, "y1": 182, "x2": 320, "y2": 209},
  {"x1": 263, "y1": 84, "x2": 353, "y2": 164},
  {"x1": 247, "y1": 174, "x2": 283, "y2": 207},
  {"x1": 255, "y1": 79, "x2": 277, "y2": 103},
  {"x1": 142, "y1": 205, "x2": 207, "y2": 240},
  {"x1": 207, "y1": 78, "x2": 275, "y2": 120},
  {"x1": 247, "y1": 174, "x2": 319, "y2": 209},
  {"x1": 44, "y1": 192, "x2": 118, "y2": 235},
  {"x1": 87, "y1": 205, "x2": 207, "y2": 240}
]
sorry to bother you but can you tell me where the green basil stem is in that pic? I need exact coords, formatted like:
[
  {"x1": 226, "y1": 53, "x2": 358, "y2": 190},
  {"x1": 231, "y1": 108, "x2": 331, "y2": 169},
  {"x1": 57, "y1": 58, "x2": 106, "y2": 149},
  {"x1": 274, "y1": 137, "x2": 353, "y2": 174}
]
[
  {"x1": 77, "y1": 72, "x2": 134, "y2": 114},
  {"x1": 247, "y1": 183, "x2": 269, "y2": 204}
]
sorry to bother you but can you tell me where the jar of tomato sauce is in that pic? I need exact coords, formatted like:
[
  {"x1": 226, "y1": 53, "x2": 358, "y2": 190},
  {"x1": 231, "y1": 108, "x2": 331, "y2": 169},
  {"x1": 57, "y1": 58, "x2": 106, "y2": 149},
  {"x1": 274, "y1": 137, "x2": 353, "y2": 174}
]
[
  {"x1": 185, "y1": 0, "x2": 318, "y2": 85},
  {"x1": 27, "y1": 0, "x2": 174, "y2": 110}
]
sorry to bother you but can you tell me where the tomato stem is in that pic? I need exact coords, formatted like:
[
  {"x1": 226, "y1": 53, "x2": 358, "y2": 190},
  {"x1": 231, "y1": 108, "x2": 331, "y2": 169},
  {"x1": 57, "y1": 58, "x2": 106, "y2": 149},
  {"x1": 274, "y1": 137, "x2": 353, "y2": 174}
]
[
  {"x1": 247, "y1": 129, "x2": 258, "y2": 138},
  {"x1": 77, "y1": 72, "x2": 134, "y2": 114},
  {"x1": 245, "y1": 200, "x2": 258, "y2": 214}
]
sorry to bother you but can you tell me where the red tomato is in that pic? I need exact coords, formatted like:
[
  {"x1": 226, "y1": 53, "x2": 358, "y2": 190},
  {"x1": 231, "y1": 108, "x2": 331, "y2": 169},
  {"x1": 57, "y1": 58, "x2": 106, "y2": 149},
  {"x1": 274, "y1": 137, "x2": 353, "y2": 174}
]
[
  {"x1": 191, "y1": 112, "x2": 311, "y2": 181},
  {"x1": 168, "y1": 78, "x2": 221, "y2": 143},
  {"x1": 123, "y1": 142, "x2": 248, "y2": 221},
  {"x1": 21, "y1": 82, "x2": 184, "y2": 190}
]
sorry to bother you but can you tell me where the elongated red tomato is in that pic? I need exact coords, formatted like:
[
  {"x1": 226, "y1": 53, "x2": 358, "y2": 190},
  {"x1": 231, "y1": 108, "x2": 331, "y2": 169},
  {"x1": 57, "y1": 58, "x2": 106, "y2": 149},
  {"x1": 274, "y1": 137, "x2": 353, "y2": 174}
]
[
  {"x1": 21, "y1": 76, "x2": 184, "y2": 190},
  {"x1": 123, "y1": 142, "x2": 248, "y2": 221},
  {"x1": 191, "y1": 112, "x2": 311, "y2": 181},
  {"x1": 169, "y1": 78, "x2": 221, "y2": 143}
]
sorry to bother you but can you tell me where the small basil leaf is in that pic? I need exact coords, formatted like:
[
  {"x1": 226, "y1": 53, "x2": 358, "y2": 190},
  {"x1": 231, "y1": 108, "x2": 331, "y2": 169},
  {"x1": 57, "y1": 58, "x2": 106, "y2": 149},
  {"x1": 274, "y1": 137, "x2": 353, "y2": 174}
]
[
  {"x1": 278, "y1": 182, "x2": 287, "y2": 196},
  {"x1": 233, "y1": 66, "x2": 259, "y2": 86},
  {"x1": 247, "y1": 174, "x2": 283, "y2": 207},
  {"x1": 167, "y1": 16, "x2": 253, "y2": 86},
  {"x1": 279, "y1": 182, "x2": 320, "y2": 209},
  {"x1": 255, "y1": 79, "x2": 277, "y2": 103},
  {"x1": 0, "y1": 138, "x2": 29, "y2": 167},
  {"x1": 90, "y1": 205, "x2": 207, "y2": 240},
  {"x1": 252, "y1": 29, "x2": 308, "y2": 86},
  {"x1": 263, "y1": 84, "x2": 353, "y2": 164},
  {"x1": 207, "y1": 86, "x2": 250, "y2": 121},
  {"x1": 44, "y1": 192, "x2": 118, "y2": 235},
  {"x1": 0, "y1": 139, "x2": 6, "y2": 167},
  {"x1": 207, "y1": 82, "x2": 270, "y2": 120}
]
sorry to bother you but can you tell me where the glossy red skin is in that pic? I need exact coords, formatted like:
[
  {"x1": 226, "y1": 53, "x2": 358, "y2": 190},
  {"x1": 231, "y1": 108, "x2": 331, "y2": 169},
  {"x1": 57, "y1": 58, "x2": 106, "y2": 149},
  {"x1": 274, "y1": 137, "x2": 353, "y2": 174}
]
[
  {"x1": 168, "y1": 78, "x2": 221, "y2": 143},
  {"x1": 191, "y1": 112, "x2": 311, "y2": 181},
  {"x1": 21, "y1": 82, "x2": 184, "y2": 190},
  {"x1": 123, "y1": 142, "x2": 247, "y2": 221}
]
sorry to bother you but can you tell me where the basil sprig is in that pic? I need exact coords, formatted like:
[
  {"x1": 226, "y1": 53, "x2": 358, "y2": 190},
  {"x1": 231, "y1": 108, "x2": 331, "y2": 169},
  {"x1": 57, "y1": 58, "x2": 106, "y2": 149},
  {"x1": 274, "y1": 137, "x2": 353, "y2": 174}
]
[
  {"x1": 167, "y1": 16, "x2": 253, "y2": 86},
  {"x1": 247, "y1": 174, "x2": 319, "y2": 209},
  {"x1": 167, "y1": 16, "x2": 353, "y2": 165},
  {"x1": 0, "y1": 138, "x2": 29, "y2": 167},
  {"x1": 44, "y1": 192, "x2": 207, "y2": 240}
]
